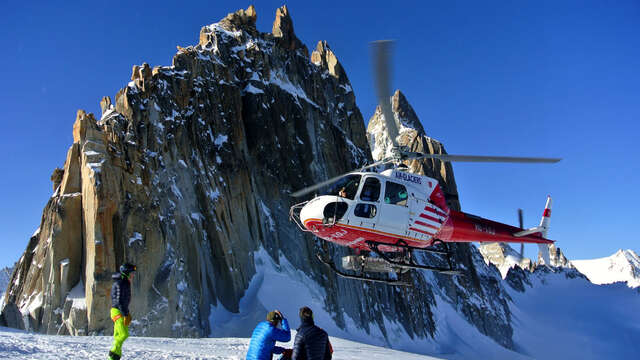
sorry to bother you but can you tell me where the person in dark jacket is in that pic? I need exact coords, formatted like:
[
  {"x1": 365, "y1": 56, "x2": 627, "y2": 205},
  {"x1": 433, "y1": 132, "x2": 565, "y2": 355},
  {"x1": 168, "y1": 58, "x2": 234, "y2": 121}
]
[
  {"x1": 108, "y1": 263, "x2": 136, "y2": 360},
  {"x1": 246, "y1": 310, "x2": 291, "y2": 360},
  {"x1": 291, "y1": 307, "x2": 332, "y2": 360}
]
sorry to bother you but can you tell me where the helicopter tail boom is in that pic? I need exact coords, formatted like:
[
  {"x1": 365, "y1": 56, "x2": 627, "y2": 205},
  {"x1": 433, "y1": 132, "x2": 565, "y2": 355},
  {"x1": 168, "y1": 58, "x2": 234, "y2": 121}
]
[{"x1": 440, "y1": 199, "x2": 554, "y2": 246}]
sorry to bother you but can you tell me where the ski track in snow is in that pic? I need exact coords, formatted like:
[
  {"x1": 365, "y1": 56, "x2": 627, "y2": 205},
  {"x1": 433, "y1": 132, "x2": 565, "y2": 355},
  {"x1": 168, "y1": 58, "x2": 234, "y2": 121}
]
[{"x1": 0, "y1": 327, "x2": 441, "y2": 360}]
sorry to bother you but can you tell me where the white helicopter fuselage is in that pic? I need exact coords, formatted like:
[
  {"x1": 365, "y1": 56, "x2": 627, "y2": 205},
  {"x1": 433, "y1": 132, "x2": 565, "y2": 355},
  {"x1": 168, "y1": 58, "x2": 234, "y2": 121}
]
[
  {"x1": 293, "y1": 168, "x2": 554, "y2": 253},
  {"x1": 296, "y1": 169, "x2": 450, "y2": 251}
]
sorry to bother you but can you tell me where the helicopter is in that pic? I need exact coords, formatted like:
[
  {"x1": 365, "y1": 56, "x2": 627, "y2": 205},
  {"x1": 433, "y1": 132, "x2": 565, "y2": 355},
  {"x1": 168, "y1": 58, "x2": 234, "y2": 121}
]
[{"x1": 289, "y1": 40, "x2": 561, "y2": 285}]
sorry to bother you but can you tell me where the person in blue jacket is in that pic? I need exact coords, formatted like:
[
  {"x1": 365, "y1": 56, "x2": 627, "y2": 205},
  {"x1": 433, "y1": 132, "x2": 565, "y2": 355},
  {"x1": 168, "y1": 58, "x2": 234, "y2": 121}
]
[{"x1": 246, "y1": 310, "x2": 291, "y2": 360}]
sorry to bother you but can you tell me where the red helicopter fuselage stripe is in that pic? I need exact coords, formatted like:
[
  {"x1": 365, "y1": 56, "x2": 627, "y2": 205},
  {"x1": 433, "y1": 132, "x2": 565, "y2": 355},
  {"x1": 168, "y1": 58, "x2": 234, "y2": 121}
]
[
  {"x1": 424, "y1": 206, "x2": 447, "y2": 218},
  {"x1": 414, "y1": 220, "x2": 439, "y2": 230},
  {"x1": 418, "y1": 213, "x2": 442, "y2": 224},
  {"x1": 408, "y1": 227, "x2": 435, "y2": 236},
  {"x1": 302, "y1": 218, "x2": 434, "y2": 249}
]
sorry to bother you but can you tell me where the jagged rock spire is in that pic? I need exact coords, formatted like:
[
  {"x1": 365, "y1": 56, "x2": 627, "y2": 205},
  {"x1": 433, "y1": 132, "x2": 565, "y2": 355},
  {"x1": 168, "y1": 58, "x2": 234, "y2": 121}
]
[
  {"x1": 220, "y1": 5, "x2": 257, "y2": 29},
  {"x1": 311, "y1": 41, "x2": 346, "y2": 80},
  {"x1": 272, "y1": 6, "x2": 293, "y2": 40},
  {"x1": 392, "y1": 90, "x2": 425, "y2": 135},
  {"x1": 272, "y1": 5, "x2": 304, "y2": 51},
  {"x1": 367, "y1": 90, "x2": 426, "y2": 160},
  {"x1": 200, "y1": 6, "x2": 258, "y2": 48}
]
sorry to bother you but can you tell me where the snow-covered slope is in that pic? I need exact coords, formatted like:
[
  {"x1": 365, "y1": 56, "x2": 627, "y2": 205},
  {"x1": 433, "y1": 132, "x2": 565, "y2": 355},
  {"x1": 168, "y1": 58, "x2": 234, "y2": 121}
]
[
  {"x1": 572, "y1": 249, "x2": 640, "y2": 288},
  {"x1": 2, "y1": 267, "x2": 639, "y2": 360},
  {"x1": 208, "y1": 248, "x2": 527, "y2": 360},
  {"x1": 506, "y1": 268, "x2": 640, "y2": 359},
  {"x1": 0, "y1": 326, "x2": 442, "y2": 360}
]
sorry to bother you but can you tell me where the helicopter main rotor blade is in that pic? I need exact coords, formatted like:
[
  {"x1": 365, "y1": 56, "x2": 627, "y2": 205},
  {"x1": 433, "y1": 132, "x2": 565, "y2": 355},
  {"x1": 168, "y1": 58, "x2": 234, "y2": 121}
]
[
  {"x1": 371, "y1": 40, "x2": 400, "y2": 148},
  {"x1": 290, "y1": 172, "x2": 359, "y2": 198},
  {"x1": 413, "y1": 154, "x2": 562, "y2": 163},
  {"x1": 290, "y1": 158, "x2": 395, "y2": 198}
]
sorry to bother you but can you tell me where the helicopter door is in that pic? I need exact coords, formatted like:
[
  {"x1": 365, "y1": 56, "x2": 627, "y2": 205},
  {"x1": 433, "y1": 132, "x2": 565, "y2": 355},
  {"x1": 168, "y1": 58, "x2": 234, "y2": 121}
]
[
  {"x1": 351, "y1": 177, "x2": 380, "y2": 229},
  {"x1": 378, "y1": 181, "x2": 410, "y2": 235}
]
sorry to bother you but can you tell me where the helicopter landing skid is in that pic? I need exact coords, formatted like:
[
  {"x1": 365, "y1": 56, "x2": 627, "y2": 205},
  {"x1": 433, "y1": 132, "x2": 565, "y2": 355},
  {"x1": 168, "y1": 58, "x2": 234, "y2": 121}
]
[
  {"x1": 365, "y1": 239, "x2": 462, "y2": 275},
  {"x1": 316, "y1": 253, "x2": 412, "y2": 286}
]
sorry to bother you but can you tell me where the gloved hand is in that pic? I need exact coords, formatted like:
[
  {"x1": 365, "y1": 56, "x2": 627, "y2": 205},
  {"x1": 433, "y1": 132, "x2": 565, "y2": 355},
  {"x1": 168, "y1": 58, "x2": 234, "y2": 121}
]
[{"x1": 124, "y1": 314, "x2": 132, "y2": 326}]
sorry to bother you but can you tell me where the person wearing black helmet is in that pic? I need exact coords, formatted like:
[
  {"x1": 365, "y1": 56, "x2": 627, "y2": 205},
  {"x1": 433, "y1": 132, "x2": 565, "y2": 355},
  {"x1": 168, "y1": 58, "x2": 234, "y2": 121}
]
[{"x1": 108, "y1": 263, "x2": 136, "y2": 360}]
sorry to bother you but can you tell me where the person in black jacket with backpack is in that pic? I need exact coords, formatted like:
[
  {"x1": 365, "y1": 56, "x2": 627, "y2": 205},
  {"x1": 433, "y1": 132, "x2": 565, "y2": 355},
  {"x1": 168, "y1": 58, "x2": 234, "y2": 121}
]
[
  {"x1": 291, "y1": 307, "x2": 332, "y2": 360},
  {"x1": 108, "y1": 263, "x2": 136, "y2": 360}
]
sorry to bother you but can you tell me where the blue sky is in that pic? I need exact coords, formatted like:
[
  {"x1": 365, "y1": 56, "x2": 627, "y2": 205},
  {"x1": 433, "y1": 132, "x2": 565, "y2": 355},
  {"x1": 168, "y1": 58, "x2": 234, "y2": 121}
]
[{"x1": 1, "y1": 1, "x2": 638, "y2": 268}]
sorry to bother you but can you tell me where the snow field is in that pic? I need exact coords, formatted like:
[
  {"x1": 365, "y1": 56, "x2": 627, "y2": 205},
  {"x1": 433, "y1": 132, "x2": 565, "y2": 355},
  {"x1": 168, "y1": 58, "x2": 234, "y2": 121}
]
[{"x1": 0, "y1": 326, "x2": 441, "y2": 360}]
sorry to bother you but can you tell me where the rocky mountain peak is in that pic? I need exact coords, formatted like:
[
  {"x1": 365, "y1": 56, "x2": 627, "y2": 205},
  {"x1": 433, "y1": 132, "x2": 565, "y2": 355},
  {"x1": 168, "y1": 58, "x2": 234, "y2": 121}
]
[
  {"x1": 220, "y1": 5, "x2": 257, "y2": 30},
  {"x1": 480, "y1": 242, "x2": 572, "y2": 279},
  {"x1": 272, "y1": 5, "x2": 305, "y2": 53},
  {"x1": 391, "y1": 90, "x2": 426, "y2": 136},
  {"x1": 198, "y1": 6, "x2": 258, "y2": 49},
  {"x1": 310, "y1": 41, "x2": 347, "y2": 80},
  {"x1": 478, "y1": 243, "x2": 534, "y2": 278},
  {"x1": 572, "y1": 249, "x2": 640, "y2": 288},
  {"x1": 542, "y1": 243, "x2": 571, "y2": 268},
  {"x1": 367, "y1": 90, "x2": 430, "y2": 161}
]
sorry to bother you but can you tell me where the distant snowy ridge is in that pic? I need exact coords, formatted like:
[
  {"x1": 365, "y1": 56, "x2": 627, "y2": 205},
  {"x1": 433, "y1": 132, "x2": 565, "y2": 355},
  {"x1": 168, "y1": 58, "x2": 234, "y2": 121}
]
[
  {"x1": 572, "y1": 249, "x2": 640, "y2": 288},
  {"x1": 0, "y1": 266, "x2": 13, "y2": 305}
]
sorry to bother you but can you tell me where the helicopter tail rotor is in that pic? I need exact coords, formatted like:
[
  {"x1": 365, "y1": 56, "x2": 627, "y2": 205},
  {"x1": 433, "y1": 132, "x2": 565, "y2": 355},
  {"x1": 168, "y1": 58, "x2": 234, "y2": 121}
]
[{"x1": 518, "y1": 208, "x2": 524, "y2": 258}]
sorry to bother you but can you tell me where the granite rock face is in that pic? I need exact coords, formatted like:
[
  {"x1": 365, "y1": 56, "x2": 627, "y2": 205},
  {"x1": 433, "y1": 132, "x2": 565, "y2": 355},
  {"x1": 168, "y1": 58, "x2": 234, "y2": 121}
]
[
  {"x1": 479, "y1": 243, "x2": 534, "y2": 278},
  {"x1": 3, "y1": 5, "x2": 517, "y2": 351},
  {"x1": 1, "y1": 5, "x2": 366, "y2": 338}
]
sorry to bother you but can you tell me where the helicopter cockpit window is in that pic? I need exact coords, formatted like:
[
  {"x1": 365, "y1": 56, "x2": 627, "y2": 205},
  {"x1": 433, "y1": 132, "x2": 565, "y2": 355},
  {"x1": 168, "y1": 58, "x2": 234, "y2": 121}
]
[
  {"x1": 354, "y1": 203, "x2": 377, "y2": 218},
  {"x1": 359, "y1": 177, "x2": 381, "y2": 202},
  {"x1": 325, "y1": 174, "x2": 361, "y2": 200},
  {"x1": 385, "y1": 181, "x2": 408, "y2": 206}
]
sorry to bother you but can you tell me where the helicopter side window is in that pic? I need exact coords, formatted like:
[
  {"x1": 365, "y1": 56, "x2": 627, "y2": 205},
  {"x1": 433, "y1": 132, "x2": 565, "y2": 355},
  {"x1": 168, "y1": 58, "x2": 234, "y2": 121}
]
[
  {"x1": 359, "y1": 177, "x2": 381, "y2": 202},
  {"x1": 354, "y1": 203, "x2": 377, "y2": 218},
  {"x1": 385, "y1": 181, "x2": 408, "y2": 206},
  {"x1": 323, "y1": 202, "x2": 349, "y2": 223},
  {"x1": 325, "y1": 174, "x2": 361, "y2": 200}
]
